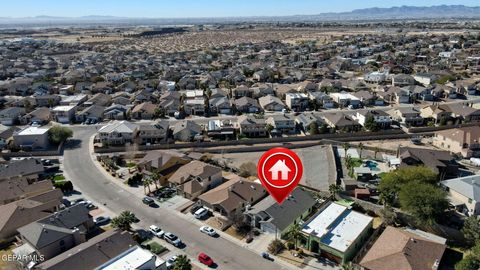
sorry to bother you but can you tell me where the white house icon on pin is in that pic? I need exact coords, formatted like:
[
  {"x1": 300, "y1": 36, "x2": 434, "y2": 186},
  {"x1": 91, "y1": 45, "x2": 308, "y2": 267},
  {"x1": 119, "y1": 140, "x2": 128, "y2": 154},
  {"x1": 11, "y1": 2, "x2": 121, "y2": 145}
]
[{"x1": 268, "y1": 160, "x2": 291, "y2": 180}]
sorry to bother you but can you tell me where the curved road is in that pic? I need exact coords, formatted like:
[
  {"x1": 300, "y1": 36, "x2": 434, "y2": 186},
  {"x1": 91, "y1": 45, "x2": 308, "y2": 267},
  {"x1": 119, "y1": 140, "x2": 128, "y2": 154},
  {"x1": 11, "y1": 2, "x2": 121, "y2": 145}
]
[{"x1": 63, "y1": 126, "x2": 291, "y2": 270}]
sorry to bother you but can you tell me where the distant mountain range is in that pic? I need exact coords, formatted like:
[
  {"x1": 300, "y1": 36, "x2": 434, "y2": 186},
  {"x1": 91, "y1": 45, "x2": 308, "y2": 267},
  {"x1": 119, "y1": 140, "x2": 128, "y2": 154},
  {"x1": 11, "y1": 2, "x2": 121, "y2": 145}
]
[{"x1": 0, "y1": 5, "x2": 480, "y2": 25}]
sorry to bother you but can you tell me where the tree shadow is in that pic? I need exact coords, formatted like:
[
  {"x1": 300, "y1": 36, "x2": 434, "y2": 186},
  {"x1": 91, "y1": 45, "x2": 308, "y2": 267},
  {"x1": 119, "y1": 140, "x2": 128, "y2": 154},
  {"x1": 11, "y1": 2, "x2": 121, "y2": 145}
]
[{"x1": 64, "y1": 139, "x2": 82, "y2": 150}]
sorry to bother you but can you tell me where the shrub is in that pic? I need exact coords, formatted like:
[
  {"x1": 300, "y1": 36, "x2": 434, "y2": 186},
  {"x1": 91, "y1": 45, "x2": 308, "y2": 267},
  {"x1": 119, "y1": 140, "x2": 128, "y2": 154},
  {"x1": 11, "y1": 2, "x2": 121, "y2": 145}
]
[
  {"x1": 54, "y1": 181, "x2": 74, "y2": 193},
  {"x1": 286, "y1": 242, "x2": 295, "y2": 250},
  {"x1": 148, "y1": 242, "x2": 166, "y2": 254},
  {"x1": 268, "y1": 239, "x2": 285, "y2": 255}
]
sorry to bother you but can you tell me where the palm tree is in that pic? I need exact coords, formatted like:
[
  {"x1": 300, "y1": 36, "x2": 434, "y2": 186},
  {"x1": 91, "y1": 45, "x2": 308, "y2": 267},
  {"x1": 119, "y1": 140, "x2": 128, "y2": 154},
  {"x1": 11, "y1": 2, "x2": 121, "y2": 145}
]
[
  {"x1": 373, "y1": 147, "x2": 380, "y2": 160},
  {"x1": 358, "y1": 143, "x2": 364, "y2": 159},
  {"x1": 341, "y1": 262, "x2": 355, "y2": 270},
  {"x1": 111, "y1": 211, "x2": 136, "y2": 231},
  {"x1": 343, "y1": 142, "x2": 351, "y2": 157},
  {"x1": 328, "y1": 184, "x2": 343, "y2": 200},
  {"x1": 143, "y1": 177, "x2": 153, "y2": 195},
  {"x1": 151, "y1": 170, "x2": 162, "y2": 189},
  {"x1": 286, "y1": 223, "x2": 303, "y2": 249},
  {"x1": 173, "y1": 255, "x2": 191, "y2": 270}
]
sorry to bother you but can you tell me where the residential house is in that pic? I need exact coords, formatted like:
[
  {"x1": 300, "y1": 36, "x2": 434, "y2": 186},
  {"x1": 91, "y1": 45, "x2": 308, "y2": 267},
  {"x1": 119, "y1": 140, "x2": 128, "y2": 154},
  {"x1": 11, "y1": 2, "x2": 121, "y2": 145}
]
[
  {"x1": 433, "y1": 126, "x2": 480, "y2": 158},
  {"x1": 295, "y1": 113, "x2": 327, "y2": 134},
  {"x1": 0, "y1": 178, "x2": 54, "y2": 205},
  {"x1": 137, "y1": 150, "x2": 191, "y2": 186},
  {"x1": 329, "y1": 92, "x2": 361, "y2": 108},
  {"x1": 323, "y1": 112, "x2": 361, "y2": 132},
  {"x1": 97, "y1": 121, "x2": 139, "y2": 146},
  {"x1": 439, "y1": 103, "x2": 480, "y2": 124},
  {"x1": 198, "y1": 176, "x2": 267, "y2": 219},
  {"x1": 266, "y1": 114, "x2": 296, "y2": 134},
  {"x1": 245, "y1": 188, "x2": 316, "y2": 238},
  {"x1": 34, "y1": 95, "x2": 61, "y2": 108},
  {"x1": 235, "y1": 115, "x2": 267, "y2": 137},
  {"x1": 59, "y1": 94, "x2": 87, "y2": 106},
  {"x1": 441, "y1": 174, "x2": 480, "y2": 216},
  {"x1": 158, "y1": 92, "x2": 181, "y2": 116},
  {"x1": 302, "y1": 202, "x2": 373, "y2": 263},
  {"x1": 131, "y1": 102, "x2": 157, "y2": 120},
  {"x1": 388, "y1": 107, "x2": 424, "y2": 126},
  {"x1": 356, "y1": 110, "x2": 392, "y2": 128},
  {"x1": 168, "y1": 161, "x2": 223, "y2": 199},
  {"x1": 258, "y1": 95, "x2": 286, "y2": 112},
  {"x1": 83, "y1": 93, "x2": 111, "y2": 107},
  {"x1": 364, "y1": 71, "x2": 387, "y2": 84},
  {"x1": 0, "y1": 107, "x2": 25, "y2": 125},
  {"x1": 0, "y1": 158, "x2": 45, "y2": 181},
  {"x1": 392, "y1": 74, "x2": 415, "y2": 87},
  {"x1": 398, "y1": 147, "x2": 459, "y2": 180},
  {"x1": 52, "y1": 105, "x2": 76, "y2": 124},
  {"x1": 402, "y1": 85, "x2": 433, "y2": 101},
  {"x1": 285, "y1": 93, "x2": 309, "y2": 112},
  {"x1": 13, "y1": 126, "x2": 51, "y2": 150},
  {"x1": 0, "y1": 125, "x2": 19, "y2": 149},
  {"x1": 206, "y1": 120, "x2": 235, "y2": 139},
  {"x1": 171, "y1": 121, "x2": 202, "y2": 142},
  {"x1": 414, "y1": 73, "x2": 439, "y2": 86},
  {"x1": 75, "y1": 105, "x2": 105, "y2": 123},
  {"x1": 360, "y1": 226, "x2": 446, "y2": 270},
  {"x1": 307, "y1": 91, "x2": 335, "y2": 109},
  {"x1": 34, "y1": 230, "x2": 136, "y2": 270},
  {"x1": 420, "y1": 105, "x2": 452, "y2": 125},
  {"x1": 17, "y1": 204, "x2": 95, "y2": 260},
  {"x1": 21, "y1": 107, "x2": 52, "y2": 125},
  {"x1": 0, "y1": 189, "x2": 63, "y2": 241},
  {"x1": 233, "y1": 85, "x2": 253, "y2": 98},
  {"x1": 351, "y1": 90, "x2": 377, "y2": 106},
  {"x1": 209, "y1": 96, "x2": 232, "y2": 115},
  {"x1": 103, "y1": 104, "x2": 129, "y2": 120},
  {"x1": 94, "y1": 245, "x2": 164, "y2": 270},
  {"x1": 137, "y1": 121, "x2": 169, "y2": 145},
  {"x1": 184, "y1": 98, "x2": 205, "y2": 116},
  {"x1": 233, "y1": 97, "x2": 262, "y2": 113}
]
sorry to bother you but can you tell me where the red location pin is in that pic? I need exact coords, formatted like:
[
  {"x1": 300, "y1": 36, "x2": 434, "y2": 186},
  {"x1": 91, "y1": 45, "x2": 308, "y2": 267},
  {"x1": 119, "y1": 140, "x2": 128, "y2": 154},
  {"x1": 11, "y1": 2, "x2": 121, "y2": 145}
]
[{"x1": 257, "y1": 147, "x2": 303, "y2": 204}]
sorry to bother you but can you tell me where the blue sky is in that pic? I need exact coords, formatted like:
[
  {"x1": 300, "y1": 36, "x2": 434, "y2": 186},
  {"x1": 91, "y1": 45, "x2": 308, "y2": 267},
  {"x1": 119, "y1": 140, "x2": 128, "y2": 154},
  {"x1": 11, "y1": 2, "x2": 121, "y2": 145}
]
[{"x1": 1, "y1": 0, "x2": 479, "y2": 18}]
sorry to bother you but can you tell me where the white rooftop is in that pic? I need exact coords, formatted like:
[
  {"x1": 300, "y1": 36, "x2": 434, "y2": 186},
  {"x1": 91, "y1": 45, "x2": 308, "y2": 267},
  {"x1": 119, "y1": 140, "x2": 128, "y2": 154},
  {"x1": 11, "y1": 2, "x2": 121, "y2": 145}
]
[
  {"x1": 330, "y1": 92, "x2": 360, "y2": 101},
  {"x1": 95, "y1": 246, "x2": 157, "y2": 270},
  {"x1": 52, "y1": 105, "x2": 76, "y2": 112},
  {"x1": 17, "y1": 126, "x2": 49, "y2": 136},
  {"x1": 302, "y1": 203, "x2": 373, "y2": 253}
]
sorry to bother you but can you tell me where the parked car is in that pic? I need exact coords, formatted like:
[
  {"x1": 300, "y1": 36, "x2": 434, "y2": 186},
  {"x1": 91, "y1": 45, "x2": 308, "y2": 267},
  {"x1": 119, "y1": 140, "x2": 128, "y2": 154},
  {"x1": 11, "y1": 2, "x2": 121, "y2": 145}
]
[
  {"x1": 199, "y1": 226, "x2": 217, "y2": 237},
  {"x1": 194, "y1": 208, "x2": 209, "y2": 219},
  {"x1": 190, "y1": 204, "x2": 203, "y2": 214},
  {"x1": 149, "y1": 225, "x2": 164, "y2": 238},
  {"x1": 198, "y1": 253, "x2": 214, "y2": 267},
  {"x1": 94, "y1": 216, "x2": 110, "y2": 226},
  {"x1": 164, "y1": 232, "x2": 182, "y2": 247},
  {"x1": 166, "y1": 255, "x2": 178, "y2": 269},
  {"x1": 142, "y1": 196, "x2": 155, "y2": 206}
]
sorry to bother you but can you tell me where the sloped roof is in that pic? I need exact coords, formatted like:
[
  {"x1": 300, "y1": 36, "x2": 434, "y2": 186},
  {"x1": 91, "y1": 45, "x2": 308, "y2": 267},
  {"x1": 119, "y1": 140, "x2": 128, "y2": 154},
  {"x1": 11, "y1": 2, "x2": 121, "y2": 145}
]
[
  {"x1": 442, "y1": 174, "x2": 480, "y2": 201},
  {"x1": 360, "y1": 226, "x2": 446, "y2": 270},
  {"x1": 98, "y1": 121, "x2": 138, "y2": 134}
]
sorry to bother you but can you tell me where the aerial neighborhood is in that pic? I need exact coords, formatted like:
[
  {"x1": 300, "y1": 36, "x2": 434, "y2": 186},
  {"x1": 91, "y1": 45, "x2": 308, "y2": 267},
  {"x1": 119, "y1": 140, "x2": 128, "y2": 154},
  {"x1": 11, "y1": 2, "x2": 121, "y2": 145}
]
[{"x1": 1, "y1": 6, "x2": 480, "y2": 270}]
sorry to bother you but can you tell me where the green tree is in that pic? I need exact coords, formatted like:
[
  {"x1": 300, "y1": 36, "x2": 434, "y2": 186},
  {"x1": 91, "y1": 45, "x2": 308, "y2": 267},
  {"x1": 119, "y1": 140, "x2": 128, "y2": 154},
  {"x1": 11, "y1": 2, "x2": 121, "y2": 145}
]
[
  {"x1": 111, "y1": 211, "x2": 136, "y2": 231},
  {"x1": 364, "y1": 115, "x2": 379, "y2": 131},
  {"x1": 328, "y1": 184, "x2": 343, "y2": 200},
  {"x1": 308, "y1": 122, "x2": 319, "y2": 135},
  {"x1": 341, "y1": 262, "x2": 355, "y2": 270},
  {"x1": 456, "y1": 255, "x2": 480, "y2": 270},
  {"x1": 48, "y1": 126, "x2": 73, "y2": 144},
  {"x1": 358, "y1": 143, "x2": 365, "y2": 159},
  {"x1": 266, "y1": 124, "x2": 274, "y2": 134},
  {"x1": 462, "y1": 216, "x2": 480, "y2": 246},
  {"x1": 268, "y1": 239, "x2": 285, "y2": 255},
  {"x1": 378, "y1": 166, "x2": 438, "y2": 206},
  {"x1": 285, "y1": 223, "x2": 302, "y2": 249},
  {"x1": 398, "y1": 182, "x2": 448, "y2": 225},
  {"x1": 173, "y1": 255, "x2": 191, "y2": 270}
]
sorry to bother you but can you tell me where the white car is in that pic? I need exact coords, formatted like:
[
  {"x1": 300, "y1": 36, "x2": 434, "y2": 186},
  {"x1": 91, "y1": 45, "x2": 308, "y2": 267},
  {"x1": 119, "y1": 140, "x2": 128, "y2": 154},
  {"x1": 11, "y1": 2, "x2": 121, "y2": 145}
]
[
  {"x1": 163, "y1": 232, "x2": 182, "y2": 247},
  {"x1": 199, "y1": 226, "x2": 217, "y2": 237},
  {"x1": 149, "y1": 225, "x2": 164, "y2": 238},
  {"x1": 166, "y1": 255, "x2": 178, "y2": 269},
  {"x1": 193, "y1": 207, "x2": 209, "y2": 219}
]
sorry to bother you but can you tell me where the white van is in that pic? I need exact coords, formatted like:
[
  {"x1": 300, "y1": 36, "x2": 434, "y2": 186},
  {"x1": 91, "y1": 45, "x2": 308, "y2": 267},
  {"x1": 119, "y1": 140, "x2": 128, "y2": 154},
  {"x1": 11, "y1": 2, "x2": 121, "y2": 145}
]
[{"x1": 194, "y1": 207, "x2": 209, "y2": 219}]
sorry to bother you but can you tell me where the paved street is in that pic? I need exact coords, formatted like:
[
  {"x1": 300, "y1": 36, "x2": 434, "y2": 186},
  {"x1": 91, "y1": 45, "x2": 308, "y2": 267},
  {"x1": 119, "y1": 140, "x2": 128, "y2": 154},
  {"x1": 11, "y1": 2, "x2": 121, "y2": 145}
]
[{"x1": 62, "y1": 126, "x2": 293, "y2": 270}]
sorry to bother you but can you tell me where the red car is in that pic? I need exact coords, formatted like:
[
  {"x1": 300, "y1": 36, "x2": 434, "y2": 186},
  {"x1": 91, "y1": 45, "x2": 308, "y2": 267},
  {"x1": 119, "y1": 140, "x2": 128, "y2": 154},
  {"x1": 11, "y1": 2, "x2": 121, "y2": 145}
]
[{"x1": 198, "y1": 252, "x2": 214, "y2": 267}]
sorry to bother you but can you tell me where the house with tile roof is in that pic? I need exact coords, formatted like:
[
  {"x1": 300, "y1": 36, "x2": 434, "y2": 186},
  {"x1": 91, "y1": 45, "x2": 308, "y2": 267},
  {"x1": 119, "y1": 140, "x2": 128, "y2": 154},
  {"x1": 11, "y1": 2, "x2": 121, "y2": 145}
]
[
  {"x1": 168, "y1": 161, "x2": 223, "y2": 199},
  {"x1": 198, "y1": 176, "x2": 266, "y2": 218},
  {"x1": 360, "y1": 226, "x2": 446, "y2": 270},
  {"x1": 433, "y1": 126, "x2": 480, "y2": 158}
]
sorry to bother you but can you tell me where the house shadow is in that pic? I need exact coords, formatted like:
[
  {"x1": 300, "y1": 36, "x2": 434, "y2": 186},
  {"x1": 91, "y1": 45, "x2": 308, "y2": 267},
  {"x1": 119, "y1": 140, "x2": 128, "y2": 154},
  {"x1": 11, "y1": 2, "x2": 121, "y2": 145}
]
[{"x1": 64, "y1": 139, "x2": 82, "y2": 150}]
